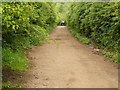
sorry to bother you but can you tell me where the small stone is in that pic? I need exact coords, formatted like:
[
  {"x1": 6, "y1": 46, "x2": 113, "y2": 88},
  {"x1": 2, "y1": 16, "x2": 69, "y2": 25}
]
[
  {"x1": 35, "y1": 76, "x2": 39, "y2": 79},
  {"x1": 94, "y1": 49, "x2": 100, "y2": 52},
  {"x1": 45, "y1": 77, "x2": 49, "y2": 80},
  {"x1": 43, "y1": 83, "x2": 47, "y2": 86}
]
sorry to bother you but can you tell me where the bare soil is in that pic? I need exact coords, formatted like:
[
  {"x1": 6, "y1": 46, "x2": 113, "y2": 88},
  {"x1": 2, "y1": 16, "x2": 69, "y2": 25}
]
[{"x1": 21, "y1": 26, "x2": 118, "y2": 88}]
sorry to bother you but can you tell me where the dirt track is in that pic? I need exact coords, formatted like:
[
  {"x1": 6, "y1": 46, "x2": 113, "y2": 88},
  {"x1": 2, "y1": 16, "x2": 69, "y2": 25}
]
[{"x1": 22, "y1": 26, "x2": 118, "y2": 88}]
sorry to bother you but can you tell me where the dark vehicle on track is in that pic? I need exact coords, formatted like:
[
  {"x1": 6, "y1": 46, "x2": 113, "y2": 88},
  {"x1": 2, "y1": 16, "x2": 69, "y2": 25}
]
[{"x1": 60, "y1": 20, "x2": 66, "y2": 26}]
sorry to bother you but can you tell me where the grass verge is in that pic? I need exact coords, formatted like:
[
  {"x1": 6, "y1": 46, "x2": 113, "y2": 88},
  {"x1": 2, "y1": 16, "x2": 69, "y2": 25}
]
[
  {"x1": 70, "y1": 29, "x2": 91, "y2": 45},
  {"x1": 2, "y1": 81, "x2": 21, "y2": 89},
  {"x1": 69, "y1": 29, "x2": 119, "y2": 63}
]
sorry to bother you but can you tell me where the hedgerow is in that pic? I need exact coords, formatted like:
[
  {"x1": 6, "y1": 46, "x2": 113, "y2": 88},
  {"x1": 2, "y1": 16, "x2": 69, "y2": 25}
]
[
  {"x1": 67, "y1": 2, "x2": 120, "y2": 62},
  {"x1": 2, "y1": 2, "x2": 57, "y2": 71}
]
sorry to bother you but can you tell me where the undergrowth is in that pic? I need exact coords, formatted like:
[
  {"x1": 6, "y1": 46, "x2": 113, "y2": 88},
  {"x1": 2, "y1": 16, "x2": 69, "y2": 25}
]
[
  {"x1": 2, "y1": 81, "x2": 21, "y2": 89},
  {"x1": 2, "y1": 2, "x2": 57, "y2": 88},
  {"x1": 67, "y1": 2, "x2": 119, "y2": 63},
  {"x1": 2, "y1": 48, "x2": 28, "y2": 71},
  {"x1": 70, "y1": 29, "x2": 91, "y2": 45},
  {"x1": 102, "y1": 50, "x2": 119, "y2": 63},
  {"x1": 2, "y1": 25, "x2": 50, "y2": 72},
  {"x1": 69, "y1": 29, "x2": 119, "y2": 63}
]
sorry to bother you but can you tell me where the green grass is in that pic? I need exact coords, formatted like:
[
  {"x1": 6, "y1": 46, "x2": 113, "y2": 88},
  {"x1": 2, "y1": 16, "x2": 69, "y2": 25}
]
[
  {"x1": 2, "y1": 81, "x2": 21, "y2": 89},
  {"x1": 70, "y1": 30, "x2": 90, "y2": 45},
  {"x1": 2, "y1": 25, "x2": 50, "y2": 72},
  {"x1": 75, "y1": 33, "x2": 90, "y2": 45},
  {"x1": 11, "y1": 36, "x2": 32, "y2": 51},
  {"x1": 2, "y1": 24, "x2": 54, "y2": 89},
  {"x1": 3, "y1": 47, "x2": 28, "y2": 71},
  {"x1": 102, "y1": 50, "x2": 119, "y2": 63},
  {"x1": 69, "y1": 29, "x2": 119, "y2": 63}
]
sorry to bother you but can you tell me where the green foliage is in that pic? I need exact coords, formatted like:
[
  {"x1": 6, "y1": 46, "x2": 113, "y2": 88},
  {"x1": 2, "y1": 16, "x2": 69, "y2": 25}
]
[
  {"x1": 55, "y1": 3, "x2": 70, "y2": 25},
  {"x1": 3, "y1": 47, "x2": 28, "y2": 71},
  {"x1": 70, "y1": 30, "x2": 90, "y2": 44},
  {"x1": 67, "y1": 2, "x2": 120, "y2": 62},
  {"x1": 29, "y1": 25, "x2": 49, "y2": 45},
  {"x1": 2, "y1": 81, "x2": 21, "y2": 89},
  {"x1": 2, "y1": 2, "x2": 57, "y2": 71},
  {"x1": 118, "y1": 53, "x2": 120, "y2": 63},
  {"x1": 102, "y1": 50, "x2": 118, "y2": 63},
  {"x1": 75, "y1": 34, "x2": 90, "y2": 45},
  {"x1": 2, "y1": 2, "x2": 57, "y2": 88},
  {"x1": 2, "y1": 2, "x2": 57, "y2": 34}
]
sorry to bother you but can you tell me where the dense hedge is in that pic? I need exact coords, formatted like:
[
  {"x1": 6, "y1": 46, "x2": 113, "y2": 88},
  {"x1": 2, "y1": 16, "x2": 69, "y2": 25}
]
[
  {"x1": 2, "y1": 2, "x2": 57, "y2": 71},
  {"x1": 67, "y1": 2, "x2": 120, "y2": 62}
]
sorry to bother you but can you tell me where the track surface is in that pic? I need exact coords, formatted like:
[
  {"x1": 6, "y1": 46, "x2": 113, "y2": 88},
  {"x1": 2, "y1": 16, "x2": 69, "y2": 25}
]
[{"x1": 22, "y1": 26, "x2": 118, "y2": 88}]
